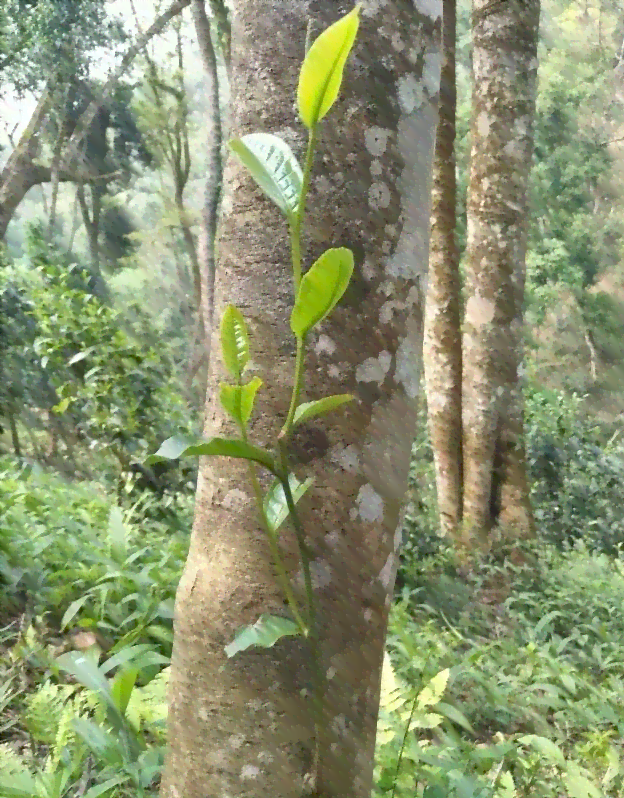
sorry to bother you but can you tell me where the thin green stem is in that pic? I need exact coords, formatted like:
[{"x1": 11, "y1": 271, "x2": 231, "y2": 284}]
[
  {"x1": 281, "y1": 463, "x2": 315, "y2": 630},
  {"x1": 291, "y1": 127, "x2": 317, "y2": 291},
  {"x1": 242, "y1": 427, "x2": 308, "y2": 636},
  {"x1": 283, "y1": 335, "x2": 306, "y2": 435}
]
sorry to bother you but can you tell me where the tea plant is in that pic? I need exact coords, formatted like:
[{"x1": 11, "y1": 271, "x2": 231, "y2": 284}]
[{"x1": 147, "y1": 3, "x2": 361, "y2": 770}]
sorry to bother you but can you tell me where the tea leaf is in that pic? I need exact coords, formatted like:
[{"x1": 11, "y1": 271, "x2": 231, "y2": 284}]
[
  {"x1": 225, "y1": 614, "x2": 302, "y2": 657},
  {"x1": 229, "y1": 133, "x2": 303, "y2": 221},
  {"x1": 290, "y1": 247, "x2": 353, "y2": 339},
  {"x1": 298, "y1": 6, "x2": 360, "y2": 129}
]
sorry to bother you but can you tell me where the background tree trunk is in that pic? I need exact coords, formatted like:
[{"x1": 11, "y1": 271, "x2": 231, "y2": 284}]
[
  {"x1": 159, "y1": 1, "x2": 441, "y2": 797},
  {"x1": 461, "y1": 0, "x2": 539, "y2": 547},
  {"x1": 192, "y1": 0, "x2": 224, "y2": 379},
  {"x1": 423, "y1": 0, "x2": 462, "y2": 541}
]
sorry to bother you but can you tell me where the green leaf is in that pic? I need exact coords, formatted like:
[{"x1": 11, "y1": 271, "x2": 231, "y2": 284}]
[
  {"x1": 220, "y1": 305, "x2": 250, "y2": 379},
  {"x1": 418, "y1": 668, "x2": 450, "y2": 708},
  {"x1": 518, "y1": 735, "x2": 566, "y2": 766},
  {"x1": 110, "y1": 667, "x2": 139, "y2": 717},
  {"x1": 291, "y1": 247, "x2": 354, "y2": 339},
  {"x1": 220, "y1": 377, "x2": 263, "y2": 427},
  {"x1": 56, "y1": 651, "x2": 113, "y2": 707},
  {"x1": 229, "y1": 133, "x2": 303, "y2": 221},
  {"x1": 83, "y1": 776, "x2": 130, "y2": 798},
  {"x1": 146, "y1": 435, "x2": 276, "y2": 474},
  {"x1": 263, "y1": 474, "x2": 314, "y2": 533},
  {"x1": 293, "y1": 394, "x2": 353, "y2": 427},
  {"x1": 52, "y1": 396, "x2": 71, "y2": 414},
  {"x1": 225, "y1": 614, "x2": 302, "y2": 657},
  {"x1": 298, "y1": 6, "x2": 360, "y2": 129},
  {"x1": 563, "y1": 764, "x2": 602, "y2": 798},
  {"x1": 61, "y1": 595, "x2": 90, "y2": 630},
  {"x1": 435, "y1": 701, "x2": 475, "y2": 734}
]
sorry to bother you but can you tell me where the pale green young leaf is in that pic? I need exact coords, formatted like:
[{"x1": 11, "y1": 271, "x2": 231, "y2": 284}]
[
  {"x1": 145, "y1": 435, "x2": 277, "y2": 474},
  {"x1": 225, "y1": 614, "x2": 302, "y2": 658},
  {"x1": 229, "y1": 133, "x2": 303, "y2": 221},
  {"x1": 290, "y1": 247, "x2": 354, "y2": 339},
  {"x1": 220, "y1": 377, "x2": 263, "y2": 428},
  {"x1": 298, "y1": 6, "x2": 360, "y2": 129},
  {"x1": 263, "y1": 473, "x2": 314, "y2": 533},
  {"x1": 293, "y1": 394, "x2": 353, "y2": 427},
  {"x1": 417, "y1": 668, "x2": 450, "y2": 708},
  {"x1": 220, "y1": 305, "x2": 249, "y2": 379}
]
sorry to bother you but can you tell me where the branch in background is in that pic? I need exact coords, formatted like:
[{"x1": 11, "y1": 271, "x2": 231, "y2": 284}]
[{"x1": 60, "y1": 0, "x2": 193, "y2": 178}]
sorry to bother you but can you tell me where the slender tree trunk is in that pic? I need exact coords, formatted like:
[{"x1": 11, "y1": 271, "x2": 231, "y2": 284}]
[
  {"x1": 461, "y1": 0, "x2": 539, "y2": 547},
  {"x1": 7, "y1": 403, "x2": 21, "y2": 458},
  {"x1": 423, "y1": 0, "x2": 462, "y2": 541},
  {"x1": 159, "y1": 2, "x2": 441, "y2": 797},
  {"x1": 192, "y1": 0, "x2": 224, "y2": 377}
]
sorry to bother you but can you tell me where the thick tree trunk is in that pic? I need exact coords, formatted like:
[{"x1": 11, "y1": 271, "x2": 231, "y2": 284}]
[
  {"x1": 461, "y1": 0, "x2": 539, "y2": 546},
  {"x1": 423, "y1": 0, "x2": 462, "y2": 541},
  {"x1": 159, "y1": 2, "x2": 441, "y2": 797}
]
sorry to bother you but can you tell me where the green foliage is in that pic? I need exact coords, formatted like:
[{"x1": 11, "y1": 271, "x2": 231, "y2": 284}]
[
  {"x1": 0, "y1": 455, "x2": 191, "y2": 652},
  {"x1": 376, "y1": 546, "x2": 624, "y2": 797}
]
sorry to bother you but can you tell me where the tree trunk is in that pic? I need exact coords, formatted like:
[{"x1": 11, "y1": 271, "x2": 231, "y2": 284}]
[
  {"x1": 159, "y1": 2, "x2": 441, "y2": 797},
  {"x1": 192, "y1": 0, "x2": 224, "y2": 378},
  {"x1": 423, "y1": 0, "x2": 462, "y2": 541},
  {"x1": 461, "y1": 0, "x2": 539, "y2": 547}
]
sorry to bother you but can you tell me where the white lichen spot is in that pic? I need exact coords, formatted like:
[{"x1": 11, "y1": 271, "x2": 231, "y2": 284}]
[
  {"x1": 466, "y1": 294, "x2": 496, "y2": 326},
  {"x1": 477, "y1": 112, "x2": 490, "y2": 138},
  {"x1": 413, "y1": 0, "x2": 441, "y2": 20},
  {"x1": 370, "y1": 159, "x2": 383, "y2": 176},
  {"x1": 363, "y1": 608, "x2": 373, "y2": 623},
  {"x1": 422, "y1": 50, "x2": 442, "y2": 97},
  {"x1": 198, "y1": 706, "x2": 209, "y2": 721},
  {"x1": 360, "y1": 0, "x2": 390, "y2": 16},
  {"x1": 247, "y1": 698, "x2": 263, "y2": 712},
  {"x1": 229, "y1": 733, "x2": 246, "y2": 750},
  {"x1": 331, "y1": 714, "x2": 348, "y2": 735},
  {"x1": 380, "y1": 300, "x2": 397, "y2": 323},
  {"x1": 381, "y1": 54, "x2": 394, "y2": 70},
  {"x1": 327, "y1": 666, "x2": 337, "y2": 680},
  {"x1": 222, "y1": 488, "x2": 250, "y2": 510},
  {"x1": 356, "y1": 350, "x2": 392, "y2": 383},
  {"x1": 258, "y1": 751, "x2": 274, "y2": 764},
  {"x1": 368, "y1": 181, "x2": 391, "y2": 210},
  {"x1": 355, "y1": 484, "x2": 385, "y2": 523},
  {"x1": 241, "y1": 765, "x2": 261, "y2": 780},
  {"x1": 381, "y1": 241, "x2": 392, "y2": 255},
  {"x1": 395, "y1": 337, "x2": 421, "y2": 399},
  {"x1": 315, "y1": 334, "x2": 336, "y2": 357},
  {"x1": 397, "y1": 74, "x2": 425, "y2": 114},
  {"x1": 331, "y1": 444, "x2": 360, "y2": 473},
  {"x1": 378, "y1": 553, "x2": 396, "y2": 589},
  {"x1": 362, "y1": 258, "x2": 377, "y2": 281},
  {"x1": 295, "y1": 560, "x2": 333, "y2": 590},
  {"x1": 385, "y1": 223, "x2": 397, "y2": 238},
  {"x1": 391, "y1": 32, "x2": 405, "y2": 51},
  {"x1": 328, "y1": 364, "x2": 343, "y2": 380},
  {"x1": 394, "y1": 519, "x2": 404, "y2": 551},
  {"x1": 316, "y1": 175, "x2": 332, "y2": 194},
  {"x1": 335, "y1": 172, "x2": 345, "y2": 186}
]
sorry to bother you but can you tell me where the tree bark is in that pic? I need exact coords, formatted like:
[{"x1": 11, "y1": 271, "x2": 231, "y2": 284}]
[
  {"x1": 192, "y1": 0, "x2": 224, "y2": 379},
  {"x1": 461, "y1": 0, "x2": 539, "y2": 547},
  {"x1": 423, "y1": 0, "x2": 462, "y2": 541},
  {"x1": 159, "y1": 1, "x2": 441, "y2": 797}
]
